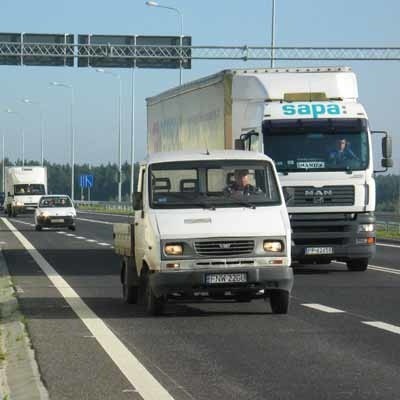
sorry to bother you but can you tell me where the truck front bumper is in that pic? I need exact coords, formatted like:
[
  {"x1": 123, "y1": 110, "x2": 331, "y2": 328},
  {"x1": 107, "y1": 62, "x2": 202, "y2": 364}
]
[
  {"x1": 291, "y1": 212, "x2": 376, "y2": 263},
  {"x1": 150, "y1": 266, "x2": 293, "y2": 299}
]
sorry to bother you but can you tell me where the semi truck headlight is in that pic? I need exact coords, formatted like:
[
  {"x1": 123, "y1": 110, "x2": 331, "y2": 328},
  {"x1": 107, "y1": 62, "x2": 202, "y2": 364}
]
[
  {"x1": 164, "y1": 244, "x2": 183, "y2": 256},
  {"x1": 358, "y1": 224, "x2": 375, "y2": 233},
  {"x1": 263, "y1": 240, "x2": 283, "y2": 252}
]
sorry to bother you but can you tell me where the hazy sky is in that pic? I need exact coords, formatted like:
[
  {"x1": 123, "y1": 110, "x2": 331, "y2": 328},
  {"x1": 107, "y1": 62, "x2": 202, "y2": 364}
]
[{"x1": 0, "y1": 0, "x2": 399, "y2": 173}]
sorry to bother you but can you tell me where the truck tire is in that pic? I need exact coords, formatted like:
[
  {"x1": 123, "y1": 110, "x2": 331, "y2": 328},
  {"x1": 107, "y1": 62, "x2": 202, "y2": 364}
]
[
  {"x1": 35, "y1": 225, "x2": 42, "y2": 231},
  {"x1": 140, "y1": 272, "x2": 165, "y2": 316},
  {"x1": 346, "y1": 258, "x2": 368, "y2": 271},
  {"x1": 269, "y1": 290, "x2": 289, "y2": 314},
  {"x1": 121, "y1": 265, "x2": 139, "y2": 304}
]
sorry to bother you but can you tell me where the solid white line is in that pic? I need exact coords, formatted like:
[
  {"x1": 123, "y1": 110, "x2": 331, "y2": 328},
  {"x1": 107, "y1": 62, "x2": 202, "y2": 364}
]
[
  {"x1": 302, "y1": 303, "x2": 346, "y2": 313},
  {"x1": 76, "y1": 217, "x2": 113, "y2": 225},
  {"x1": 1, "y1": 217, "x2": 175, "y2": 400},
  {"x1": 377, "y1": 242, "x2": 400, "y2": 249},
  {"x1": 362, "y1": 321, "x2": 400, "y2": 335}
]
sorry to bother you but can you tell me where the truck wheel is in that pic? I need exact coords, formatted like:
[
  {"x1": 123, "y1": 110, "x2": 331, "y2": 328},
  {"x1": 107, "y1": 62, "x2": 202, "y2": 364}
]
[
  {"x1": 269, "y1": 290, "x2": 289, "y2": 314},
  {"x1": 140, "y1": 272, "x2": 165, "y2": 316},
  {"x1": 12, "y1": 209, "x2": 17, "y2": 217},
  {"x1": 346, "y1": 258, "x2": 368, "y2": 271},
  {"x1": 68, "y1": 225, "x2": 76, "y2": 231},
  {"x1": 35, "y1": 225, "x2": 42, "y2": 231},
  {"x1": 121, "y1": 265, "x2": 139, "y2": 304}
]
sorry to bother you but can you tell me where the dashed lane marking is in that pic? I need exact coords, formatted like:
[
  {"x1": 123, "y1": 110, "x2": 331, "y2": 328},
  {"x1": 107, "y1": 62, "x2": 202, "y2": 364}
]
[
  {"x1": 78, "y1": 211, "x2": 130, "y2": 218},
  {"x1": 1, "y1": 217, "x2": 175, "y2": 400},
  {"x1": 74, "y1": 236, "x2": 86, "y2": 240},
  {"x1": 301, "y1": 304, "x2": 346, "y2": 313},
  {"x1": 98, "y1": 242, "x2": 111, "y2": 246},
  {"x1": 86, "y1": 239, "x2": 97, "y2": 243},
  {"x1": 76, "y1": 217, "x2": 113, "y2": 225},
  {"x1": 362, "y1": 321, "x2": 400, "y2": 335},
  {"x1": 377, "y1": 242, "x2": 400, "y2": 249},
  {"x1": 368, "y1": 265, "x2": 400, "y2": 275},
  {"x1": 10, "y1": 219, "x2": 34, "y2": 227}
]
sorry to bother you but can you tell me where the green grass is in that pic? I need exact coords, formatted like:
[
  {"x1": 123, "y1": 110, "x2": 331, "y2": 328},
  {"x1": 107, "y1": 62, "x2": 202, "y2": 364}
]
[{"x1": 377, "y1": 230, "x2": 400, "y2": 240}]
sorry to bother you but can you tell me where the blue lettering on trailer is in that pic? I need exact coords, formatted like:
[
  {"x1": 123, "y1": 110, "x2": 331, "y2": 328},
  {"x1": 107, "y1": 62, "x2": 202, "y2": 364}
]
[{"x1": 282, "y1": 103, "x2": 341, "y2": 118}]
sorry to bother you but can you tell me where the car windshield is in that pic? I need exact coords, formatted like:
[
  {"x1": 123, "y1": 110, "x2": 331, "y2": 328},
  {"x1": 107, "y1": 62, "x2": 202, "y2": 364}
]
[
  {"x1": 14, "y1": 184, "x2": 46, "y2": 195},
  {"x1": 39, "y1": 196, "x2": 72, "y2": 208},
  {"x1": 149, "y1": 160, "x2": 281, "y2": 209},
  {"x1": 263, "y1": 118, "x2": 369, "y2": 172}
]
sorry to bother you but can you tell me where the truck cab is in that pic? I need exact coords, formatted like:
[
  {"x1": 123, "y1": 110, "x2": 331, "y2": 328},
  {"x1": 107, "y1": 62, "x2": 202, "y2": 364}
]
[{"x1": 114, "y1": 150, "x2": 293, "y2": 315}]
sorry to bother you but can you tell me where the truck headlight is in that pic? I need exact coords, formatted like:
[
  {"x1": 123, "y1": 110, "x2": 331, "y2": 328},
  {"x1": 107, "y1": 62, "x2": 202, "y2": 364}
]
[
  {"x1": 358, "y1": 224, "x2": 375, "y2": 233},
  {"x1": 263, "y1": 240, "x2": 283, "y2": 252},
  {"x1": 164, "y1": 243, "x2": 183, "y2": 256}
]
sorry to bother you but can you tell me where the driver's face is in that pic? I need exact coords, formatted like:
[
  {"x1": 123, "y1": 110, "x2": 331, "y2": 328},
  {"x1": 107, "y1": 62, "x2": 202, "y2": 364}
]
[
  {"x1": 338, "y1": 139, "x2": 346, "y2": 151},
  {"x1": 237, "y1": 174, "x2": 250, "y2": 187}
]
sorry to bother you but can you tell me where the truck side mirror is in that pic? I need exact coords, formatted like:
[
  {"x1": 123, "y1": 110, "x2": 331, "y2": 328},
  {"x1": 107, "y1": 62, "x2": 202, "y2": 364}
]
[
  {"x1": 132, "y1": 192, "x2": 142, "y2": 211},
  {"x1": 235, "y1": 139, "x2": 245, "y2": 150},
  {"x1": 382, "y1": 135, "x2": 392, "y2": 159},
  {"x1": 381, "y1": 158, "x2": 393, "y2": 169}
]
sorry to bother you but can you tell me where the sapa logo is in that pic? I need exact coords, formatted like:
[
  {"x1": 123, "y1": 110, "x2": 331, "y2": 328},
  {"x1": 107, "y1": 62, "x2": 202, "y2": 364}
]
[{"x1": 282, "y1": 103, "x2": 341, "y2": 118}]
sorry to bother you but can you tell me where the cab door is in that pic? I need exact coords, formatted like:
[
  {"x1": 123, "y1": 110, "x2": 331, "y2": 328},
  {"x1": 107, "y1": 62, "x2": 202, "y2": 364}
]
[{"x1": 134, "y1": 166, "x2": 146, "y2": 270}]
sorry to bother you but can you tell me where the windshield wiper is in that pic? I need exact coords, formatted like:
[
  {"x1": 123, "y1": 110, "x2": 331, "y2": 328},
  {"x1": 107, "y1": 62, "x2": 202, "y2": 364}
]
[{"x1": 224, "y1": 193, "x2": 256, "y2": 209}]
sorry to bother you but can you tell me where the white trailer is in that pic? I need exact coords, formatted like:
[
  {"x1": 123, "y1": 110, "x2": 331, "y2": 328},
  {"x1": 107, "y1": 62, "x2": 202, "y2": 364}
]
[
  {"x1": 5, "y1": 166, "x2": 48, "y2": 216},
  {"x1": 146, "y1": 67, "x2": 393, "y2": 271}
]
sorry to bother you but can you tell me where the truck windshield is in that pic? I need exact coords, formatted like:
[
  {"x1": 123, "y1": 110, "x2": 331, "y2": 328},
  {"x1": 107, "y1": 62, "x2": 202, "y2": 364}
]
[
  {"x1": 149, "y1": 160, "x2": 281, "y2": 209},
  {"x1": 263, "y1": 118, "x2": 369, "y2": 172},
  {"x1": 14, "y1": 184, "x2": 45, "y2": 195}
]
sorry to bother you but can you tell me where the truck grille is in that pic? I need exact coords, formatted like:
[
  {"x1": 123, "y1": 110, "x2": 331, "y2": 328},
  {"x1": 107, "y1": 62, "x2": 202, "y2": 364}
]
[
  {"x1": 287, "y1": 186, "x2": 354, "y2": 207},
  {"x1": 194, "y1": 240, "x2": 254, "y2": 256}
]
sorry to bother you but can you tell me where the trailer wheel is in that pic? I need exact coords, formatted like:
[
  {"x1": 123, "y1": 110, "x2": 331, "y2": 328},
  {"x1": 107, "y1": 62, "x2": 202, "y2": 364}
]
[
  {"x1": 140, "y1": 271, "x2": 165, "y2": 316},
  {"x1": 346, "y1": 258, "x2": 368, "y2": 271},
  {"x1": 269, "y1": 290, "x2": 289, "y2": 314}
]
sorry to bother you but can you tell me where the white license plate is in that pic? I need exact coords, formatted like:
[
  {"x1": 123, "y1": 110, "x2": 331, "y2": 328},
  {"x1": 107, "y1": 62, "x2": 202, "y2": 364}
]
[
  {"x1": 51, "y1": 219, "x2": 64, "y2": 223},
  {"x1": 206, "y1": 273, "x2": 247, "y2": 284},
  {"x1": 305, "y1": 247, "x2": 333, "y2": 255}
]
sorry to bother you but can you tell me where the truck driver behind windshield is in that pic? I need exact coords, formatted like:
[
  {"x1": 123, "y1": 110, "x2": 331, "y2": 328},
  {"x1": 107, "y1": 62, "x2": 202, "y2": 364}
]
[
  {"x1": 225, "y1": 169, "x2": 258, "y2": 195},
  {"x1": 328, "y1": 138, "x2": 359, "y2": 166}
]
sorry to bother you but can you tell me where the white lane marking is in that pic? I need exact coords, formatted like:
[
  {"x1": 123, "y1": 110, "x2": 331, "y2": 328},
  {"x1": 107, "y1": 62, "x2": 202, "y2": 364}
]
[
  {"x1": 76, "y1": 217, "x2": 113, "y2": 225},
  {"x1": 369, "y1": 265, "x2": 400, "y2": 276},
  {"x1": 75, "y1": 236, "x2": 86, "y2": 240},
  {"x1": 57, "y1": 231, "x2": 67, "y2": 234},
  {"x1": 10, "y1": 219, "x2": 34, "y2": 227},
  {"x1": 362, "y1": 321, "x2": 400, "y2": 335},
  {"x1": 65, "y1": 233, "x2": 75, "y2": 237},
  {"x1": 302, "y1": 303, "x2": 346, "y2": 313},
  {"x1": 377, "y1": 242, "x2": 400, "y2": 249},
  {"x1": 98, "y1": 242, "x2": 111, "y2": 246},
  {"x1": 78, "y1": 211, "x2": 130, "y2": 218},
  {"x1": 86, "y1": 239, "x2": 97, "y2": 243},
  {"x1": 2, "y1": 217, "x2": 175, "y2": 400}
]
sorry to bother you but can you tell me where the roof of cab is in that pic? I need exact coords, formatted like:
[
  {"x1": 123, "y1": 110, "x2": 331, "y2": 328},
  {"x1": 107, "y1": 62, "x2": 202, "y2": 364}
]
[{"x1": 144, "y1": 150, "x2": 273, "y2": 165}]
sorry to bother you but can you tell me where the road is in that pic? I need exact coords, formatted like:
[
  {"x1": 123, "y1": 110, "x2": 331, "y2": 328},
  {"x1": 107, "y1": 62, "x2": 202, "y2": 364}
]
[{"x1": 1, "y1": 211, "x2": 400, "y2": 400}]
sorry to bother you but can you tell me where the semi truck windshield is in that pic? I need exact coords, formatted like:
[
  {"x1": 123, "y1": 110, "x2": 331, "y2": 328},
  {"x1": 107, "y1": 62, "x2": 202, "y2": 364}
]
[
  {"x1": 14, "y1": 184, "x2": 45, "y2": 195},
  {"x1": 263, "y1": 118, "x2": 369, "y2": 172}
]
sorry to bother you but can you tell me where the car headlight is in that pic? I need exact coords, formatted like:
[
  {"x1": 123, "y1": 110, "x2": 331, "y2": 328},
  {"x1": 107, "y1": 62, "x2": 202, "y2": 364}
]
[
  {"x1": 164, "y1": 244, "x2": 183, "y2": 256},
  {"x1": 40, "y1": 211, "x2": 49, "y2": 218},
  {"x1": 263, "y1": 240, "x2": 283, "y2": 252},
  {"x1": 358, "y1": 224, "x2": 375, "y2": 233}
]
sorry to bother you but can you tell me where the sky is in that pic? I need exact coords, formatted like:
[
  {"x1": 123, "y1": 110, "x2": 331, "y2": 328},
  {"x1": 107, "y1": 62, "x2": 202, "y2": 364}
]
[{"x1": 0, "y1": 0, "x2": 399, "y2": 173}]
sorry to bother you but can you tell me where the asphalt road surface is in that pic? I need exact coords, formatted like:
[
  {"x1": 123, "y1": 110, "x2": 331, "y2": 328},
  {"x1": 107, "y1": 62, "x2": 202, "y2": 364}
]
[{"x1": 1, "y1": 210, "x2": 400, "y2": 400}]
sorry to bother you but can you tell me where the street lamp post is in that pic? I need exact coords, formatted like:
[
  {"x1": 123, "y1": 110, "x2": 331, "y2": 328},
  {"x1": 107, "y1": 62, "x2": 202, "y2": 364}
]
[
  {"x1": 4, "y1": 109, "x2": 25, "y2": 166},
  {"x1": 22, "y1": 98, "x2": 45, "y2": 166},
  {"x1": 50, "y1": 82, "x2": 75, "y2": 200},
  {"x1": 96, "y1": 68, "x2": 123, "y2": 202},
  {"x1": 270, "y1": 0, "x2": 276, "y2": 68},
  {"x1": 145, "y1": 1, "x2": 184, "y2": 85},
  {"x1": 2, "y1": 134, "x2": 4, "y2": 193}
]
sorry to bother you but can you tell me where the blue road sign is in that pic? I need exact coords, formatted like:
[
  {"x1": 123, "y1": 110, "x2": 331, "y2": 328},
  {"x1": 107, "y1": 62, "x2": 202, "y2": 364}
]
[{"x1": 79, "y1": 174, "x2": 94, "y2": 188}]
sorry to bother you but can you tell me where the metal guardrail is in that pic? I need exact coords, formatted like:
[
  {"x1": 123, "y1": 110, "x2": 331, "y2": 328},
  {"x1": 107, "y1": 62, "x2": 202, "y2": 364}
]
[{"x1": 74, "y1": 200, "x2": 132, "y2": 213}]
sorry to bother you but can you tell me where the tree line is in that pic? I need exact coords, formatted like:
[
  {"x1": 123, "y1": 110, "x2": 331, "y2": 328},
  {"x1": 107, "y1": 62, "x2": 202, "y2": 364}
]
[{"x1": 1, "y1": 159, "x2": 399, "y2": 211}]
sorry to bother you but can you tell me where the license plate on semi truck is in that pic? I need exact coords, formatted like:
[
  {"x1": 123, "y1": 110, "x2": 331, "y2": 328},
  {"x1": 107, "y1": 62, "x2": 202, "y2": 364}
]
[
  {"x1": 206, "y1": 273, "x2": 247, "y2": 284},
  {"x1": 305, "y1": 247, "x2": 333, "y2": 255}
]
